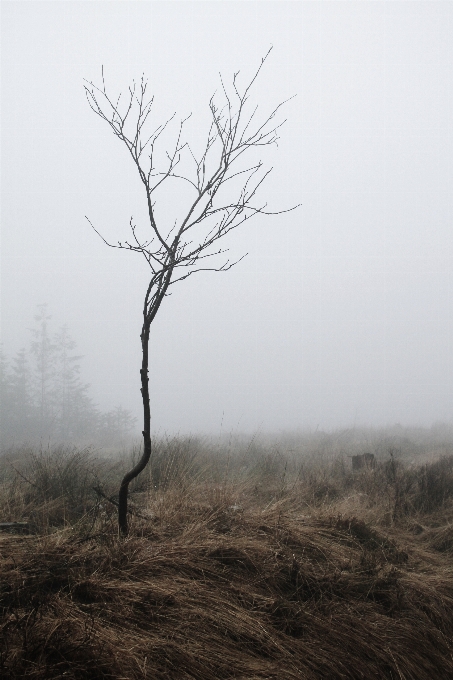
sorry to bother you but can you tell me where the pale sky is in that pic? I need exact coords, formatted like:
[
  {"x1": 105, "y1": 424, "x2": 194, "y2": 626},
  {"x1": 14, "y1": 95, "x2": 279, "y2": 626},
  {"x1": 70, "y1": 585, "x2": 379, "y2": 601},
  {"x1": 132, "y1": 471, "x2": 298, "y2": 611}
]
[{"x1": 1, "y1": 1, "x2": 452, "y2": 434}]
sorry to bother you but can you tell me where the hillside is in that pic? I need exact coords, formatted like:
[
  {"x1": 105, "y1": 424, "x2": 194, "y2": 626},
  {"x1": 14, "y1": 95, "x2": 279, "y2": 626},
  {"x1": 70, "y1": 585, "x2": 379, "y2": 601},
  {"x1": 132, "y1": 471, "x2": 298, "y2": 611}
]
[{"x1": 1, "y1": 435, "x2": 453, "y2": 679}]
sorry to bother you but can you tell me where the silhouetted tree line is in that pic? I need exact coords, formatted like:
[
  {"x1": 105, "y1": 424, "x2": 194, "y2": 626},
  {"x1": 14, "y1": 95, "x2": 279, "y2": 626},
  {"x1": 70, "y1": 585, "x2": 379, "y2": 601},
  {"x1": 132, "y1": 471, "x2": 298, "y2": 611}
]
[{"x1": 0, "y1": 305, "x2": 137, "y2": 447}]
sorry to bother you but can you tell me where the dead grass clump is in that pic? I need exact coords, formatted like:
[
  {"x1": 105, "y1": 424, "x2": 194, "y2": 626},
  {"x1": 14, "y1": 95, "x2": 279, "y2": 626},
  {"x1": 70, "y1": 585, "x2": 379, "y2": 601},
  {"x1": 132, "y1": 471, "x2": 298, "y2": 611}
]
[
  {"x1": 331, "y1": 516, "x2": 408, "y2": 563},
  {"x1": 412, "y1": 455, "x2": 453, "y2": 512},
  {"x1": 139, "y1": 436, "x2": 203, "y2": 491},
  {"x1": 2, "y1": 490, "x2": 453, "y2": 679},
  {"x1": 0, "y1": 446, "x2": 101, "y2": 530},
  {"x1": 422, "y1": 524, "x2": 453, "y2": 554}
]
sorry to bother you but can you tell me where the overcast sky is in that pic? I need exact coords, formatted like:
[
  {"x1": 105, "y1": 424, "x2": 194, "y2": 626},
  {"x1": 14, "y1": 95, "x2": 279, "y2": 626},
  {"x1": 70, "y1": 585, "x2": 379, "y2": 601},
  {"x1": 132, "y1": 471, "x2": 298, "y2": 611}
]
[{"x1": 1, "y1": 1, "x2": 452, "y2": 435}]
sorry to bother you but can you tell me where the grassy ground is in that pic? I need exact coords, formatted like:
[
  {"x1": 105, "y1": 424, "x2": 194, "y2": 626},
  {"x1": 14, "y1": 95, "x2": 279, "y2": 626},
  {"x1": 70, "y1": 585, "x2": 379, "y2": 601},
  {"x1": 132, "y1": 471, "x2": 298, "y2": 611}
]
[{"x1": 1, "y1": 430, "x2": 453, "y2": 679}]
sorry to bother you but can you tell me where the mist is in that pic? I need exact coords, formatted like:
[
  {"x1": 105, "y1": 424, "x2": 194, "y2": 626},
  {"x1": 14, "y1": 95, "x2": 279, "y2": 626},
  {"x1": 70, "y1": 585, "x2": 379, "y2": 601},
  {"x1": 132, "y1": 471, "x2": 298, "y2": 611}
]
[{"x1": 2, "y1": 1, "x2": 452, "y2": 438}]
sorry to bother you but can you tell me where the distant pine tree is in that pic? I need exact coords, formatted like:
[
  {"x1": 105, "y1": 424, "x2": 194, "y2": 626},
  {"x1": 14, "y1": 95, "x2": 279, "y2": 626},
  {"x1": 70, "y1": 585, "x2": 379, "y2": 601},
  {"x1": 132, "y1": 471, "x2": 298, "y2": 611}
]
[
  {"x1": 1, "y1": 305, "x2": 137, "y2": 448},
  {"x1": 101, "y1": 406, "x2": 137, "y2": 446},
  {"x1": 30, "y1": 304, "x2": 57, "y2": 439},
  {"x1": 0, "y1": 346, "x2": 38, "y2": 445},
  {"x1": 0, "y1": 345, "x2": 13, "y2": 444},
  {"x1": 9, "y1": 348, "x2": 37, "y2": 441},
  {"x1": 53, "y1": 325, "x2": 100, "y2": 442}
]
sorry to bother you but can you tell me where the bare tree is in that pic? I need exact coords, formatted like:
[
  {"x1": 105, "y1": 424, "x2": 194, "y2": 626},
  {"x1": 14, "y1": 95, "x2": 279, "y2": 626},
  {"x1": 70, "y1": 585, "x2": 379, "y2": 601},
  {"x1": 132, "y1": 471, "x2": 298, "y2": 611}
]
[{"x1": 84, "y1": 49, "x2": 297, "y2": 535}]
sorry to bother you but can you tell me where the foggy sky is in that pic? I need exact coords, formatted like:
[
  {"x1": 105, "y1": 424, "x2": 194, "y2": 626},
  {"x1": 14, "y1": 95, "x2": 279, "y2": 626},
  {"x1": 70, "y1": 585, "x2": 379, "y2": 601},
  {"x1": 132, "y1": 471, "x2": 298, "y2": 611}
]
[{"x1": 1, "y1": 1, "x2": 452, "y2": 435}]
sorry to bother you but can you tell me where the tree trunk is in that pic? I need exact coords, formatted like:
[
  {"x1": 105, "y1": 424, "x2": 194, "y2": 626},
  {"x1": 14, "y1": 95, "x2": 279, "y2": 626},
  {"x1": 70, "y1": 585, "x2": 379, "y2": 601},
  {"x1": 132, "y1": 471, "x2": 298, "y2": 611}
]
[{"x1": 118, "y1": 323, "x2": 151, "y2": 536}]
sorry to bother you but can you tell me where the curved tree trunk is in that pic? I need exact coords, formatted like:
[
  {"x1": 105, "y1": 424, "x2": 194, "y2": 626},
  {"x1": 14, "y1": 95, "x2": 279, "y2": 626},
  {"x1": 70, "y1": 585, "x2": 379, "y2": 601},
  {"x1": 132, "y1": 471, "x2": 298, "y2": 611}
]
[{"x1": 118, "y1": 323, "x2": 151, "y2": 536}]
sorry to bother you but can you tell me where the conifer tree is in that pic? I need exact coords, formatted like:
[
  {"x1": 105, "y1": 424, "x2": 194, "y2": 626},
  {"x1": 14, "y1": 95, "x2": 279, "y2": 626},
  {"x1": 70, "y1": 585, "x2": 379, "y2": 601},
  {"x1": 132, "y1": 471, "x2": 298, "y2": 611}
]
[
  {"x1": 53, "y1": 325, "x2": 99, "y2": 441},
  {"x1": 100, "y1": 406, "x2": 137, "y2": 446},
  {"x1": 0, "y1": 346, "x2": 12, "y2": 444},
  {"x1": 30, "y1": 304, "x2": 57, "y2": 439},
  {"x1": 9, "y1": 348, "x2": 37, "y2": 441},
  {"x1": 1, "y1": 306, "x2": 137, "y2": 447}
]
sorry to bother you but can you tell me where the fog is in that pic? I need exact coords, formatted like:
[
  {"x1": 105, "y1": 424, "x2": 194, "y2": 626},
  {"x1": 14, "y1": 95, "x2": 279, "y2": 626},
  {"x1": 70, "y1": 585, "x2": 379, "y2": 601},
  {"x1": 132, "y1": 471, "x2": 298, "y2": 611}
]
[{"x1": 1, "y1": 1, "x2": 452, "y2": 437}]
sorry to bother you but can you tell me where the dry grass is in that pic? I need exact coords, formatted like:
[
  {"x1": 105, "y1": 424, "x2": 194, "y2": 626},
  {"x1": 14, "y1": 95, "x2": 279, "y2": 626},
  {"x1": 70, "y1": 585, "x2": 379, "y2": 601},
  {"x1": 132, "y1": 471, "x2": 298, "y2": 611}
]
[{"x1": 2, "y1": 435, "x2": 453, "y2": 678}]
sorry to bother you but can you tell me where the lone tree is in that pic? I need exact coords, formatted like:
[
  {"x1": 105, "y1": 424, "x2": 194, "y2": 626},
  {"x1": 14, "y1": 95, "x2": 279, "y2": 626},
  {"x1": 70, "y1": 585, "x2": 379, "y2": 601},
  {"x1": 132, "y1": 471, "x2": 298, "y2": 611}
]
[{"x1": 85, "y1": 49, "x2": 296, "y2": 535}]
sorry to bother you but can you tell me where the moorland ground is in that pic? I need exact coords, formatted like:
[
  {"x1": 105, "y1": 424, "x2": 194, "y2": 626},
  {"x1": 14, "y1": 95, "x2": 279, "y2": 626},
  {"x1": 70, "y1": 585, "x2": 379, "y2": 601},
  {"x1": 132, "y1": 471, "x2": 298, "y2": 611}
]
[{"x1": 1, "y1": 427, "x2": 453, "y2": 679}]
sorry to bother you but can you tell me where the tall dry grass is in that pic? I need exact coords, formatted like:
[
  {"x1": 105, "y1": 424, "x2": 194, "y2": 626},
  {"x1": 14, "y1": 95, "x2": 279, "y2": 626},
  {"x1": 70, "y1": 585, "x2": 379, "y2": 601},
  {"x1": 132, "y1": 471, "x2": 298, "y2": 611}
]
[{"x1": 2, "y1": 431, "x2": 453, "y2": 678}]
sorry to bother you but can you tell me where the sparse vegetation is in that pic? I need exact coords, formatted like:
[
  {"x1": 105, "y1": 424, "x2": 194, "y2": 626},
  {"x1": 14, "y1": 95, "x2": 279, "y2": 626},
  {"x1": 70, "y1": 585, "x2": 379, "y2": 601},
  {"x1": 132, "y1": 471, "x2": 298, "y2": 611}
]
[{"x1": 2, "y1": 428, "x2": 453, "y2": 678}]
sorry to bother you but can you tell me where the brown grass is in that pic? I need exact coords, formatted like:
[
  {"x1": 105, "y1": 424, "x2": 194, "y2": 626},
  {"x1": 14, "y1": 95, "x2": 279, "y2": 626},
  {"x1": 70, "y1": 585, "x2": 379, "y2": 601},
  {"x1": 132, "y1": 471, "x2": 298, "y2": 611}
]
[{"x1": 1, "y1": 439, "x2": 453, "y2": 678}]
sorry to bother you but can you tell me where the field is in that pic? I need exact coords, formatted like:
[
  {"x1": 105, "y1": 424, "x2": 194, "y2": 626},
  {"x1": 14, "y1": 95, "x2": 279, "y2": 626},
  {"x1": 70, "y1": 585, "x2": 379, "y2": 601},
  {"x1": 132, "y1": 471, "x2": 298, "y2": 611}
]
[{"x1": 1, "y1": 426, "x2": 453, "y2": 679}]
